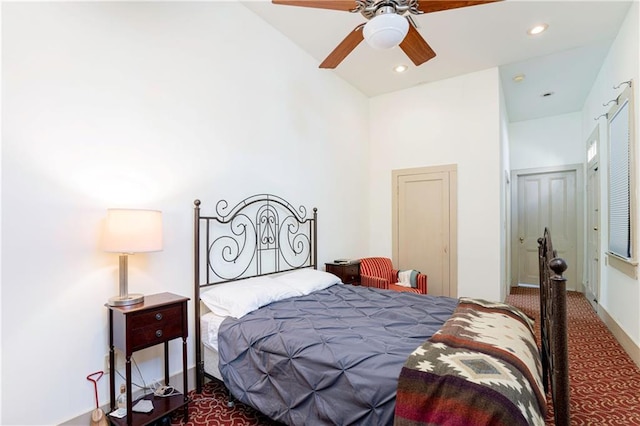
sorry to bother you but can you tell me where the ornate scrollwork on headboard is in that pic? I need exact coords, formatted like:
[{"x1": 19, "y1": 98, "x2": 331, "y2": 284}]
[{"x1": 194, "y1": 194, "x2": 317, "y2": 286}]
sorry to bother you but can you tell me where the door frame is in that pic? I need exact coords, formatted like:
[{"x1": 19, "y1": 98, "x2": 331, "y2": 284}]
[
  {"x1": 510, "y1": 164, "x2": 584, "y2": 290},
  {"x1": 391, "y1": 164, "x2": 458, "y2": 297},
  {"x1": 586, "y1": 125, "x2": 600, "y2": 311}
]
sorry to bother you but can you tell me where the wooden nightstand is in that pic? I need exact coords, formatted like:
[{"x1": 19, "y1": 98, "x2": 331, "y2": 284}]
[
  {"x1": 325, "y1": 261, "x2": 361, "y2": 285},
  {"x1": 107, "y1": 292, "x2": 190, "y2": 426}
]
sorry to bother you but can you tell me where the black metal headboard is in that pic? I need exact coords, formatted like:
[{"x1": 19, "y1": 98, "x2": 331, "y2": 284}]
[
  {"x1": 193, "y1": 194, "x2": 317, "y2": 391},
  {"x1": 194, "y1": 194, "x2": 317, "y2": 286}
]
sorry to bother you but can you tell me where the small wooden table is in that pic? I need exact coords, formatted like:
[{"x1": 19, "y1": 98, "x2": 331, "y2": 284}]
[
  {"x1": 325, "y1": 261, "x2": 361, "y2": 286},
  {"x1": 107, "y1": 292, "x2": 190, "y2": 426}
]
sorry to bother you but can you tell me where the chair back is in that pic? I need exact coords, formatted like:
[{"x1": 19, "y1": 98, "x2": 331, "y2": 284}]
[{"x1": 360, "y1": 257, "x2": 395, "y2": 283}]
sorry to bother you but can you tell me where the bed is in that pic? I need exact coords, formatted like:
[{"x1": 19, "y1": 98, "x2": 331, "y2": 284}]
[{"x1": 193, "y1": 195, "x2": 570, "y2": 426}]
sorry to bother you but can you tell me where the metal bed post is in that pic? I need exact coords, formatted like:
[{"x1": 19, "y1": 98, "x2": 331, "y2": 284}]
[
  {"x1": 537, "y1": 236, "x2": 549, "y2": 394},
  {"x1": 550, "y1": 257, "x2": 569, "y2": 426},
  {"x1": 538, "y1": 228, "x2": 570, "y2": 426},
  {"x1": 193, "y1": 199, "x2": 203, "y2": 393},
  {"x1": 313, "y1": 208, "x2": 317, "y2": 269}
]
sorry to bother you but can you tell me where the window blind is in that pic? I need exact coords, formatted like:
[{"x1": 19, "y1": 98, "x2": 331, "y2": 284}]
[{"x1": 608, "y1": 98, "x2": 631, "y2": 258}]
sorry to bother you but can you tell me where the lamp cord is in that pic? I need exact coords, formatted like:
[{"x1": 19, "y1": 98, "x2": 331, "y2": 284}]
[{"x1": 114, "y1": 355, "x2": 176, "y2": 397}]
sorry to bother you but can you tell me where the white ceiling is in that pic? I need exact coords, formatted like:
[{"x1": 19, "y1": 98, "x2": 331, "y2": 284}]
[{"x1": 243, "y1": 0, "x2": 632, "y2": 122}]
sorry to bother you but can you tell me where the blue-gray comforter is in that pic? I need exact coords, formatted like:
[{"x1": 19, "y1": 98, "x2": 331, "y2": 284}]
[{"x1": 218, "y1": 283, "x2": 457, "y2": 425}]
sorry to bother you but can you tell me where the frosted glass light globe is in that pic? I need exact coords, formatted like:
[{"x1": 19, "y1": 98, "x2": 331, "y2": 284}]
[{"x1": 363, "y1": 13, "x2": 409, "y2": 50}]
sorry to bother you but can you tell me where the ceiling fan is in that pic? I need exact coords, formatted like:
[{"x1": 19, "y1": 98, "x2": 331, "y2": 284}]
[{"x1": 272, "y1": 0, "x2": 502, "y2": 69}]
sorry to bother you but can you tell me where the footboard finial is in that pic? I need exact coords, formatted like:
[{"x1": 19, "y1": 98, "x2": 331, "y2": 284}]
[{"x1": 550, "y1": 257, "x2": 568, "y2": 277}]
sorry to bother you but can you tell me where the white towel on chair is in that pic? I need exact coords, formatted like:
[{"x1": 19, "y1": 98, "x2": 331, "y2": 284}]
[{"x1": 398, "y1": 270, "x2": 419, "y2": 288}]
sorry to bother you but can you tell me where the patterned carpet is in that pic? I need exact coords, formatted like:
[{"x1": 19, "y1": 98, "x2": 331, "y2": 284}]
[
  {"x1": 507, "y1": 287, "x2": 640, "y2": 425},
  {"x1": 172, "y1": 288, "x2": 640, "y2": 425},
  {"x1": 169, "y1": 379, "x2": 279, "y2": 426}
]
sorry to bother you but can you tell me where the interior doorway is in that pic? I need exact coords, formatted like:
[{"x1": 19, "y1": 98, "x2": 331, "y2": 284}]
[
  {"x1": 511, "y1": 165, "x2": 582, "y2": 291},
  {"x1": 392, "y1": 165, "x2": 457, "y2": 297}
]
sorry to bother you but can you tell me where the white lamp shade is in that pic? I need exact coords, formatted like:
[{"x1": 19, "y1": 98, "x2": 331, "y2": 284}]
[
  {"x1": 104, "y1": 209, "x2": 163, "y2": 253},
  {"x1": 363, "y1": 13, "x2": 409, "y2": 50}
]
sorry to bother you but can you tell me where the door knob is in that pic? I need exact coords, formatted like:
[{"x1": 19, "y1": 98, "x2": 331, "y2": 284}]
[
  {"x1": 594, "y1": 227, "x2": 598, "y2": 231},
  {"x1": 519, "y1": 237, "x2": 524, "y2": 243}
]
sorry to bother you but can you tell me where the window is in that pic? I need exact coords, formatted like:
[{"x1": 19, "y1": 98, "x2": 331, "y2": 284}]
[
  {"x1": 607, "y1": 83, "x2": 636, "y2": 278},
  {"x1": 587, "y1": 139, "x2": 598, "y2": 164}
]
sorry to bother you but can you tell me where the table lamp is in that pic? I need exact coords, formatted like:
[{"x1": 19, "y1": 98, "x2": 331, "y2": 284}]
[{"x1": 103, "y1": 208, "x2": 163, "y2": 306}]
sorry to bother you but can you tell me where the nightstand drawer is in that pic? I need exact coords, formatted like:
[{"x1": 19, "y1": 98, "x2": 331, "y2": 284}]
[
  {"x1": 325, "y1": 262, "x2": 361, "y2": 285},
  {"x1": 130, "y1": 305, "x2": 183, "y2": 351},
  {"x1": 341, "y1": 264, "x2": 359, "y2": 281}
]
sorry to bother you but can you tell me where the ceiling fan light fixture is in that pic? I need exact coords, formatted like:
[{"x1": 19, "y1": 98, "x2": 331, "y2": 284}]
[{"x1": 363, "y1": 13, "x2": 409, "y2": 50}]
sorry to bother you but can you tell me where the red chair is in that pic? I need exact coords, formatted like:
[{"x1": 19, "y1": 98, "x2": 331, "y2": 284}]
[{"x1": 359, "y1": 257, "x2": 427, "y2": 294}]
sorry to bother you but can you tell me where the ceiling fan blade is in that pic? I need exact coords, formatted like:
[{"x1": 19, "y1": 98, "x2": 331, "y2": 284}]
[
  {"x1": 399, "y1": 23, "x2": 436, "y2": 66},
  {"x1": 320, "y1": 24, "x2": 365, "y2": 69},
  {"x1": 416, "y1": 0, "x2": 502, "y2": 14},
  {"x1": 272, "y1": 0, "x2": 357, "y2": 11}
]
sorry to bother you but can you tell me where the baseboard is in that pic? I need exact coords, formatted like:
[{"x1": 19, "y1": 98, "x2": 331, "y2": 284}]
[
  {"x1": 516, "y1": 283, "x2": 538, "y2": 288},
  {"x1": 61, "y1": 367, "x2": 196, "y2": 426},
  {"x1": 598, "y1": 306, "x2": 640, "y2": 369}
]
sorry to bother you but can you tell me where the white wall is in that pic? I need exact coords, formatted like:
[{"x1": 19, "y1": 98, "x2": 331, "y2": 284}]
[
  {"x1": 499, "y1": 80, "x2": 511, "y2": 302},
  {"x1": 509, "y1": 112, "x2": 584, "y2": 171},
  {"x1": 1, "y1": 2, "x2": 370, "y2": 424},
  {"x1": 581, "y1": 1, "x2": 639, "y2": 347},
  {"x1": 368, "y1": 68, "x2": 503, "y2": 301},
  {"x1": 0, "y1": 3, "x2": 3, "y2": 421}
]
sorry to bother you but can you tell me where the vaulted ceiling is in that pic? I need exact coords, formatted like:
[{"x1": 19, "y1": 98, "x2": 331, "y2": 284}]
[{"x1": 243, "y1": 0, "x2": 632, "y2": 122}]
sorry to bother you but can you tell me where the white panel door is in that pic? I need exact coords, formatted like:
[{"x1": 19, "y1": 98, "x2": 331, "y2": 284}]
[
  {"x1": 393, "y1": 165, "x2": 457, "y2": 297},
  {"x1": 515, "y1": 169, "x2": 578, "y2": 290}
]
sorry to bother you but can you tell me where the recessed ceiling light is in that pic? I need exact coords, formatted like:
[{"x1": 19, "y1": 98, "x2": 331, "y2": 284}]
[
  {"x1": 394, "y1": 64, "x2": 408, "y2": 73},
  {"x1": 528, "y1": 23, "x2": 549, "y2": 36},
  {"x1": 513, "y1": 74, "x2": 525, "y2": 83}
]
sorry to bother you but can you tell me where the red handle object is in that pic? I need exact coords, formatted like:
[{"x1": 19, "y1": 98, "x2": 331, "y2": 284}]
[{"x1": 86, "y1": 371, "x2": 104, "y2": 409}]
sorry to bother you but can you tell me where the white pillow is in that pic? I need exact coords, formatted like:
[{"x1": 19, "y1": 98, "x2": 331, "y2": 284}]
[
  {"x1": 200, "y1": 276, "x2": 300, "y2": 318},
  {"x1": 276, "y1": 268, "x2": 340, "y2": 295}
]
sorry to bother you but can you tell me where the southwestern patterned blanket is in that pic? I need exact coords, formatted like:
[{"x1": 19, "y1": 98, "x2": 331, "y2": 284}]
[{"x1": 394, "y1": 298, "x2": 547, "y2": 426}]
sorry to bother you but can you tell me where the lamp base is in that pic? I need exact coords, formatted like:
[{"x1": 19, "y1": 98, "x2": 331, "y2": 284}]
[{"x1": 108, "y1": 293, "x2": 144, "y2": 307}]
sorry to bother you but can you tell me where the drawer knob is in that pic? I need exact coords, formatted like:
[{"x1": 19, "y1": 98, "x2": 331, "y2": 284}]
[
  {"x1": 155, "y1": 330, "x2": 163, "y2": 338},
  {"x1": 155, "y1": 313, "x2": 163, "y2": 321}
]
